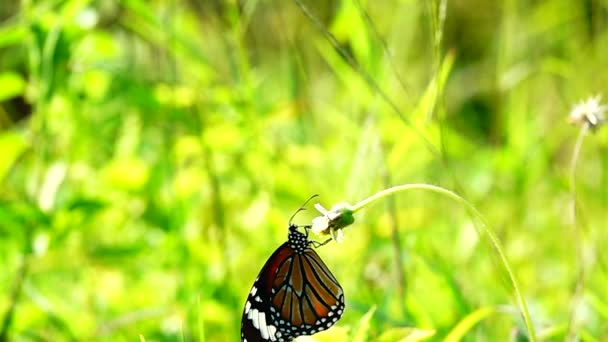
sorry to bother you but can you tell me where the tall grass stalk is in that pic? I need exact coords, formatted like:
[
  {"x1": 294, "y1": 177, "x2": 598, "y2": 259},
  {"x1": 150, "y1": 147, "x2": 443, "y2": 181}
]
[
  {"x1": 350, "y1": 184, "x2": 537, "y2": 341},
  {"x1": 566, "y1": 121, "x2": 590, "y2": 341},
  {"x1": 198, "y1": 295, "x2": 206, "y2": 342},
  {"x1": 292, "y1": 0, "x2": 442, "y2": 158}
]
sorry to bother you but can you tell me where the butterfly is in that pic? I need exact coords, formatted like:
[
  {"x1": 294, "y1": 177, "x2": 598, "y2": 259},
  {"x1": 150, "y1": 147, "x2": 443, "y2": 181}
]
[{"x1": 241, "y1": 203, "x2": 345, "y2": 342}]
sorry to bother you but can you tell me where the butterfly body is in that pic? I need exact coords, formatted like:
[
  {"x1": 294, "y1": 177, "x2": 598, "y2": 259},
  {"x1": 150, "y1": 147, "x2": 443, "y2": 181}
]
[{"x1": 241, "y1": 224, "x2": 344, "y2": 342}]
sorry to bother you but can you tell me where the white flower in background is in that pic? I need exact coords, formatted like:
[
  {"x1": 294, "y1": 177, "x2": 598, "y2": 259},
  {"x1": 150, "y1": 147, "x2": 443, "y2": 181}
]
[{"x1": 569, "y1": 95, "x2": 606, "y2": 130}]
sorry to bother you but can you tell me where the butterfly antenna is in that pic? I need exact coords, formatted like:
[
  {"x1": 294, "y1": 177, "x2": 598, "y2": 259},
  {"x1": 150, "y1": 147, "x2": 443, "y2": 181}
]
[{"x1": 288, "y1": 194, "x2": 319, "y2": 225}]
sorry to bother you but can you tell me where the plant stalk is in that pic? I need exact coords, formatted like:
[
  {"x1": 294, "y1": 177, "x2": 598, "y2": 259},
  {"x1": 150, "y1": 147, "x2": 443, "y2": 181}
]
[{"x1": 350, "y1": 184, "x2": 537, "y2": 341}]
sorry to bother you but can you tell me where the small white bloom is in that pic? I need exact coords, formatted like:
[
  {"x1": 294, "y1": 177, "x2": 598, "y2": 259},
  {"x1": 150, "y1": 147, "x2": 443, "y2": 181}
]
[
  {"x1": 311, "y1": 213, "x2": 330, "y2": 234},
  {"x1": 314, "y1": 203, "x2": 330, "y2": 216},
  {"x1": 569, "y1": 95, "x2": 607, "y2": 129},
  {"x1": 312, "y1": 203, "x2": 333, "y2": 234},
  {"x1": 311, "y1": 202, "x2": 355, "y2": 243}
]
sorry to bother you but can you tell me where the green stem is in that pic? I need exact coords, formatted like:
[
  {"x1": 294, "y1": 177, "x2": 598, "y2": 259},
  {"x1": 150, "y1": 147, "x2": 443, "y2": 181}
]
[
  {"x1": 351, "y1": 184, "x2": 537, "y2": 341},
  {"x1": 566, "y1": 122, "x2": 589, "y2": 341}
]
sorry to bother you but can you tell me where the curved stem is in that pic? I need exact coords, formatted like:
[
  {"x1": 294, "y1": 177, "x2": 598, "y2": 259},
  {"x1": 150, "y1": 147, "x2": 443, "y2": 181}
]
[{"x1": 351, "y1": 184, "x2": 537, "y2": 341}]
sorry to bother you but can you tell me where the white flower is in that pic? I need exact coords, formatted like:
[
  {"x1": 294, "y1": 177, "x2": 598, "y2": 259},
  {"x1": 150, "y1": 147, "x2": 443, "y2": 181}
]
[
  {"x1": 311, "y1": 211, "x2": 330, "y2": 234},
  {"x1": 569, "y1": 95, "x2": 607, "y2": 129},
  {"x1": 311, "y1": 202, "x2": 354, "y2": 243}
]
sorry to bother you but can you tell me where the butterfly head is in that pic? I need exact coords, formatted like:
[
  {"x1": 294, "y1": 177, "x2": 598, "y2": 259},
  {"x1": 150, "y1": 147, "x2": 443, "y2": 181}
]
[{"x1": 287, "y1": 224, "x2": 311, "y2": 253}]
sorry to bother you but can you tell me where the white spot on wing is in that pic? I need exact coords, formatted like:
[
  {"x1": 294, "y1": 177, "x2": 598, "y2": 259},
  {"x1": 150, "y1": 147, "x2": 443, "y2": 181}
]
[
  {"x1": 268, "y1": 324, "x2": 277, "y2": 340},
  {"x1": 259, "y1": 312, "x2": 269, "y2": 340},
  {"x1": 252, "y1": 309, "x2": 260, "y2": 329}
]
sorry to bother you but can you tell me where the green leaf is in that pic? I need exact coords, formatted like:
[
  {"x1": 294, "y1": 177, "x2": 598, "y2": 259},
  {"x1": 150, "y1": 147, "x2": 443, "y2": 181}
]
[
  {"x1": 444, "y1": 306, "x2": 496, "y2": 342},
  {"x1": 66, "y1": 198, "x2": 107, "y2": 215},
  {"x1": 0, "y1": 25, "x2": 26, "y2": 48},
  {"x1": 0, "y1": 131, "x2": 28, "y2": 182},
  {"x1": 376, "y1": 327, "x2": 436, "y2": 342},
  {"x1": 102, "y1": 158, "x2": 150, "y2": 191},
  {"x1": 353, "y1": 306, "x2": 376, "y2": 342},
  {"x1": 536, "y1": 324, "x2": 567, "y2": 340},
  {"x1": 0, "y1": 72, "x2": 26, "y2": 102}
]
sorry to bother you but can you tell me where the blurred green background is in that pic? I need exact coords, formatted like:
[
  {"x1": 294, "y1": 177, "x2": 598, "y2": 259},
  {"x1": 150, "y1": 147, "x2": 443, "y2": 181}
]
[{"x1": 1, "y1": 0, "x2": 608, "y2": 341}]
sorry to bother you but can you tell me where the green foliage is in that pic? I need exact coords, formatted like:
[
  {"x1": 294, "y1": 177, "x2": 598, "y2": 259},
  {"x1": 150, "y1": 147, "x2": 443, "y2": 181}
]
[{"x1": 1, "y1": 0, "x2": 608, "y2": 341}]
